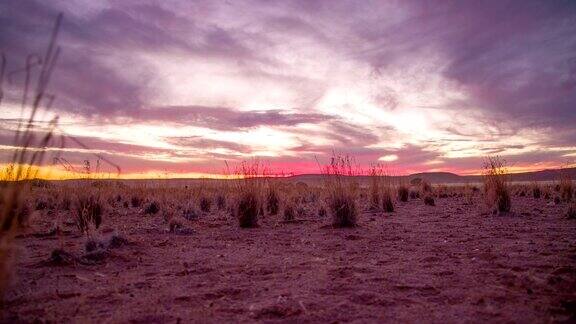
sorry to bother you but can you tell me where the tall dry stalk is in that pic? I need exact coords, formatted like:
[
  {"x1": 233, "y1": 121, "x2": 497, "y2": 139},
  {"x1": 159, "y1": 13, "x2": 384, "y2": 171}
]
[{"x1": 0, "y1": 14, "x2": 63, "y2": 299}]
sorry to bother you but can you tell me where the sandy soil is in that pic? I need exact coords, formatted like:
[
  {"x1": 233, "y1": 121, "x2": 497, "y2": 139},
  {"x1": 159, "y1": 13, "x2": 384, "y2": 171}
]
[{"x1": 2, "y1": 194, "x2": 575, "y2": 323}]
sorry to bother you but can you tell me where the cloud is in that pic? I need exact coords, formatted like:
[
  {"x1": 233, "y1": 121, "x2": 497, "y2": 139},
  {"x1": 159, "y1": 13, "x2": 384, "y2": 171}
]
[{"x1": 128, "y1": 106, "x2": 335, "y2": 130}]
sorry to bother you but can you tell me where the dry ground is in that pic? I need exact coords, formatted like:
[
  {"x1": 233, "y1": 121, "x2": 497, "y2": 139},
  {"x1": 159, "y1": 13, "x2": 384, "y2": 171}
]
[{"x1": 1, "y1": 191, "x2": 575, "y2": 323}]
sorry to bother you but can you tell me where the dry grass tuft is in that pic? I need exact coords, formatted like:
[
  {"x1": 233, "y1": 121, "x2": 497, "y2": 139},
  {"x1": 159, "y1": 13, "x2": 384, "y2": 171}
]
[
  {"x1": 531, "y1": 182, "x2": 542, "y2": 199},
  {"x1": 559, "y1": 172, "x2": 573, "y2": 202},
  {"x1": 323, "y1": 154, "x2": 359, "y2": 228},
  {"x1": 566, "y1": 203, "x2": 576, "y2": 219},
  {"x1": 216, "y1": 194, "x2": 226, "y2": 210},
  {"x1": 232, "y1": 160, "x2": 265, "y2": 228},
  {"x1": 144, "y1": 201, "x2": 160, "y2": 215},
  {"x1": 266, "y1": 186, "x2": 280, "y2": 216},
  {"x1": 131, "y1": 196, "x2": 143, "y2": 208},
  {"x1": 397, "y1": 185, "x2": 409, "y2": 202},
  {"x1": 318, "y1": 205, "x2": 327, "y2": 217},
  {"x1": 382, "y1": 191, "x2": 394, "y2": 212},
  {"x1": 483, "y1": 156, "x2": 511, "y2": 214},
  {"x1": 283, "y1": 203, "x2": 295, "y2": 222},
  {"x1": 199, "y1": 196, "x2": 212, "y2": 213},
  {"x1": 73, "y1": 193, "x2": 104, "y2": 234},
  {"x1": 424, "y1": 195, "x2": 435, "y2": 206},
  {"x1": 237, "y1": 191, "x2": 260, "y2": 228}
]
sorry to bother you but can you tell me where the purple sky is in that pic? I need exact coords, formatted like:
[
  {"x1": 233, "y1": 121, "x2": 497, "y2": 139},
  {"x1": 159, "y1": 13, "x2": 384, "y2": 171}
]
[{"x1": 1, "y1": 0, "x2": 575, "y2": 177}]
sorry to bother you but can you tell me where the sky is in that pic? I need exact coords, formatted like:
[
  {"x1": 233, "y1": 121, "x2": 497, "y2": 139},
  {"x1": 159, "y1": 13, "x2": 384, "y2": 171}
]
[{"x1": 1, "y1": 0, "x2": 575, "y2": 178}]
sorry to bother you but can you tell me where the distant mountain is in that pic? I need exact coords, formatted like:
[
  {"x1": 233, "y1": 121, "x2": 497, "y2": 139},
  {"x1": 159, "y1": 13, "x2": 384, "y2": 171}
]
[{"x1": 289, "y1": 167, "x2": 576, "y2": 185}]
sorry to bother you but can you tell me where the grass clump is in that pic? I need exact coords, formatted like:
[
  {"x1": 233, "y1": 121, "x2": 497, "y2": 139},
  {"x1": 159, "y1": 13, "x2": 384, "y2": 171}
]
[
  {"x1": 369, "y1": 163, "x2": 394, "y2": 213},
  {"x1": 233, "y1": 161, "x2": 265, "y2": 228},
  {"x1": 237, "y1": 191, "x2": 260, "y2": 228},
  {"x1": 216, "y1": 194, "x2": 226, "y2": 210},
  {"x1": 266, "y1": 186, "x2": 280, "y2": 216},
  {"x1": 559, "y1": 173, "x2": 573, "y2": 202},
  {"x1": 144, "y1": 201, "x2": 160, "y2": 215},
  {"x1": 323, "y1": 154, "x2": 358, "y2": 228},
  {"x1": 531, "y1": 182, "x2": 541, "y2": 199},
  {"x1": 382, "y1": 191, "x2": 394, "y2": 212},
  {"x1": 73, "y1": 193, "x2": 104, "y2": 234},
  {"x1": 397, "y1": 185, "x2": 409, "y2": 202},
  {"x1": 283, "y1": 204, "x2": 295, "y2": 222},
  {"x1": 131, "y1": 196, "x2": 143, "y2": 208},
  {"x1": 566, "y1": 203, "x2": 576, "y2": 220},
  {"x1": 424, "y1": 195, "x2": 435, "y2": 206},
  {"x1": 199, "y1": 196, "x2": 212, "y2": 213},
  {"x1": 483, "y1": 156, "x2": 511, "y2": 214}
]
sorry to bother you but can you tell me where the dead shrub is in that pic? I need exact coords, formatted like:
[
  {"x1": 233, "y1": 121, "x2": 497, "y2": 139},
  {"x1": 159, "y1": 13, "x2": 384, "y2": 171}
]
[{"x1": 424, "y1": 195, "x2": 435, "y2": 206}]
